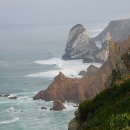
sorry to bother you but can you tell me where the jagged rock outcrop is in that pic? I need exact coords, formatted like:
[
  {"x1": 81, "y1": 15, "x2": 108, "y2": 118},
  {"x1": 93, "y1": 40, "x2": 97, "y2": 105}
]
[
  {"x1": 33, "y1": 37, "x2": 130, "y2": 103},
  {"x1": 78, "y1": 70, "x2": 86, "y2": 76},
  {"x1": 62, "y1": 24, "x2": 90, "y2": 60},
  {"x1": 85, "y1": 65, "x2": 99, "y2": 76},
  {"x1": 78, "y1": 65, "x2": 99, "y2": 76},
  {"x1": 62, "y1": 18, "x2": 130, "y2": 63},
  {"x1": 51, "y1": 100, "x2": 65, "y2": 111}
]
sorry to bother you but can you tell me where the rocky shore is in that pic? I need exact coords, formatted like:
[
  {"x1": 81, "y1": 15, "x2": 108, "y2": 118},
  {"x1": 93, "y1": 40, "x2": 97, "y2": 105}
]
[
  {"x1": 33, "y1": 18, "x2": 130, "y2": 113},
  {"x1": 34, "y1": 36, "x2": 130, "y2": 104}
]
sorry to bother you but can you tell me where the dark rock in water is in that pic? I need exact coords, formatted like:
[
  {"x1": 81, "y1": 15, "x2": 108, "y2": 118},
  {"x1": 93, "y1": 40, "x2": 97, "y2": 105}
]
[
  {"x1": 9, "y1": 96, "x2": 17, "y2": 100},
  {"x1": 3, "y1": 94, "x2": 10, "y2": 97},
  {"x1": 51, "y1": 100, "x2": 65, "y2": 111},
  {"x1": 50, "y1": 108, "x2": 53, "y2": 111},
  {"x1": 41, "y1": 107, "x2": 47, "y2": 110}
]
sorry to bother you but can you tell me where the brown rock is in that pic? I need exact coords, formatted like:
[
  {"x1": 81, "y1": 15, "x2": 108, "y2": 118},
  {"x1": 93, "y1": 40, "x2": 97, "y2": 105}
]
[
  {"x1": 51, "y1": 100, "x2": 65, "y2": 111},
  {"x1": 85, "y1": 65, "x2": 99, "y2": 76},
  {"x1": 53, "y1": 100, "x2": 65, "y2": 111},
  {"x1": 34, "y1": 37, "x2": 130, "y2": 103},
  {"x1": 78, "y1": 71, "x2": 86, "y2": 76}
]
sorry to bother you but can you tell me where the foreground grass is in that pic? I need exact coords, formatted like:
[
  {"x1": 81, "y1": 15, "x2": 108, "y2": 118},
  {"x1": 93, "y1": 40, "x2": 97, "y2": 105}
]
[{"x1": 79, "y1": 78, "x2": 130, "y2": 130}]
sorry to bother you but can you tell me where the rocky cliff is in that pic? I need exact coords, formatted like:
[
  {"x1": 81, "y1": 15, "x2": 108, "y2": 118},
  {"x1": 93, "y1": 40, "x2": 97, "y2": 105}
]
[
  {"x1": 33, "y1": 36, "x2": 130, "y2": 103},
  {"x1": 62, "y1": 18, "x2": 130, "y2": 63},
  {"x1": 78, "y1": 65, "x2": 99, "y2": 76},
  {"x1": 68, "y1": 46, "x2": 130, "y2": 130}
]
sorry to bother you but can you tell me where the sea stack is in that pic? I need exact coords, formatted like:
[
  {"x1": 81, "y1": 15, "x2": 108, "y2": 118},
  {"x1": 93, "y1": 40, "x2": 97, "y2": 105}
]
[
  {"x1": 51, "y1": 100, "x2": 65, "y2": 111},
  {"x1": 62, "y1": 24, "x2": 90, "y2": 60}
]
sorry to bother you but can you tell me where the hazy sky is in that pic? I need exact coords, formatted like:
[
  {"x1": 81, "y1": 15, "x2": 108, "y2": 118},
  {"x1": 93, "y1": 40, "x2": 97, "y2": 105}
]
[{"x1": 0, "y1": 0, "x2": 130, "y2": 25}]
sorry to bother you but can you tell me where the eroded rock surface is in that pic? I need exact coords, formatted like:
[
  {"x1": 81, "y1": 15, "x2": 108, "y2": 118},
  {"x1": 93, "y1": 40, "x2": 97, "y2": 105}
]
[
  {"x1": 63, "y1": 19, "x2": 130, "y2": 63},
  {"x1": 34, "y1": 37, "x2": 130, "y2": 103},
  {"x1": 51, "y1": 100, "x2": 65, "y2": 111}
]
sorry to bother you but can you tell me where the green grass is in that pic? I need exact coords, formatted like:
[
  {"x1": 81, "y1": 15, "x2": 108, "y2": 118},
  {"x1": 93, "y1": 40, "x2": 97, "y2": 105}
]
[{"x1": 78, "y1": 78, "x2": 130, "y2": 130}]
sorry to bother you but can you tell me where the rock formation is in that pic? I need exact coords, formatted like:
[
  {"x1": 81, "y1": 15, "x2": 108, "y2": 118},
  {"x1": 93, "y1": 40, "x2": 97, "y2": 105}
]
[
  {"x1": 78, "y1": 65, "x2": 99, "y2": 76},
  {"x1": 68, "y1": 47, "x2": 130, "y2": 130},
  {"x1": 78, "y1": 71, "x2": 86, "y2": 76},
  {"x1": 3, "y1": 94, "x2": 10, "y2": 97},
  {"x1": 33, "y1": 36, "x2": 130, "y2": 103},
  {"x1": 62, "y1": 18, "x2": 130, "y2": 63},
  {"x1": 62, "y1": 24, "x2": 90, "y2": 60},
  {"x1": 9, "y1": 96, "x2": 17, "y2": 100},
  {"x1": 51, "y1": 100, "x2": 65, "y2": 111}
]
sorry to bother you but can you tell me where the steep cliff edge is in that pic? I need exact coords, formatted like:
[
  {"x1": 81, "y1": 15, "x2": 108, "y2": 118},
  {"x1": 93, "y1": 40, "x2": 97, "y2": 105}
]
[
  {"x1": 68, "y1": 47, "x2": 130, "y2": 130},
  {"x1": 33, "y1": 37, "x2": 130, "y2": 103},
  {"x1": 62, "y1": 18, "x2": 130, "y2": 63}
]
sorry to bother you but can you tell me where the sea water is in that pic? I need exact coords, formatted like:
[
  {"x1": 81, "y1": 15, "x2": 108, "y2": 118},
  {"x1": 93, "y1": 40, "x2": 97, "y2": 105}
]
[{"x1": 0, "y1": 23, "x2": 103, "y2": 130}]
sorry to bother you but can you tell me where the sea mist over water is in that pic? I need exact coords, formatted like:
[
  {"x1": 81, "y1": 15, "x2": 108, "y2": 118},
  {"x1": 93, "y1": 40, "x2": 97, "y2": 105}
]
[{"x1": 0, "y1": 23, "x2": 103, "y2": 130}]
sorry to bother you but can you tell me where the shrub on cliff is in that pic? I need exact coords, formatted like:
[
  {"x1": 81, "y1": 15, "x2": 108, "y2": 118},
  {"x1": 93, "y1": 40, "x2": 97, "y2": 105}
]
[{"x1": 78, "y1": 78, "x2": 130, "y2": 130}]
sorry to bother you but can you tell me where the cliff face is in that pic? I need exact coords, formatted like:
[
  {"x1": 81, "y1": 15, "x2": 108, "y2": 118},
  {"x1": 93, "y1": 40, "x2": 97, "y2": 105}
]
[
  {"x1": 33, "y1": 37, "x2": 130, "y2": 103},
  {"x1": 62, "y1": 18, "x2": 130, "y2": 63},
  {"x1": 68, "y1": 47, "x2": 130, "y2": 130}
]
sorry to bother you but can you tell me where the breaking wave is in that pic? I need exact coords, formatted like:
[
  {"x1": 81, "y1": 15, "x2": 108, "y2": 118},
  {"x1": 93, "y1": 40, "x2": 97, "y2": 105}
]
[
  {"x1": 27, "y1": 58, "x2": 102, "y2": 78},
  {"x1": 0, "y1": 117, "x2": 19, "y2": 125}
]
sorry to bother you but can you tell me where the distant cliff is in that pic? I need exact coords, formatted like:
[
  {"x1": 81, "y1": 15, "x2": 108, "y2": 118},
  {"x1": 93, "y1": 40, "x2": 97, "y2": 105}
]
[
  {"x1": 62, "y1": 18, "x2": 130, "y2": 63},
  {"x1": 33, "y1": 36, "x2": 130, "y2": 103}
]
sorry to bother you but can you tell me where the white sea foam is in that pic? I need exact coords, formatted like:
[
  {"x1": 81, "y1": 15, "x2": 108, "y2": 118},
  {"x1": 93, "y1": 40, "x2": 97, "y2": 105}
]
[
  {"x1": 63, "y1": 102, "x2": 78, "y2": 111},
  {"x1": 27, "y1": 58, "x2": 102, "y2": 78},
  {"x1": 34, "y1": 58, "x2": 62, "y2": 68},
  {"x1": 27, "y1": 69, "x2": 80, "y2": 78},
  {"x1": 0, "y1": 117, "x2": 19, "y2": 125}
]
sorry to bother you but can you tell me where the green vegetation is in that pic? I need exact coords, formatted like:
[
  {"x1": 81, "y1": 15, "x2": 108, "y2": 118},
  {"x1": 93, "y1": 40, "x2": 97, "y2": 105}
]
[{"x1": 78, "y1": 78, "x2": 130, "y2": 130}]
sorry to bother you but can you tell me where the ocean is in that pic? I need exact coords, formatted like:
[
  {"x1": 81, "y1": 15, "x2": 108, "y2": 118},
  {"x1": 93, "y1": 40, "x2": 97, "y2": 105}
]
[{"x1": 0, "y1": 23, "x2": 103, "y2": 130}]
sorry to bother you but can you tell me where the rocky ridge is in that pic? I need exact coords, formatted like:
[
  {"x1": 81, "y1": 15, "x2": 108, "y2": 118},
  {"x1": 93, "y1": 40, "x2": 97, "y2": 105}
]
[
  {"x1": 62, "y1": 18, "x2": 130, "y2": 63},
  {"x1": 68, "y1": 46, "x2": 130, "y2": 130},
  {"x1": 33, "y1": 36, "x2": 130, "y2": 103}
]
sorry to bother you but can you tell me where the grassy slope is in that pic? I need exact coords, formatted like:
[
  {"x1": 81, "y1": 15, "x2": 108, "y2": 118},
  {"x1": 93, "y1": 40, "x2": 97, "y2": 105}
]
[{"x1": 79, "y1": 77, "x2": 130, "y2": 130}]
